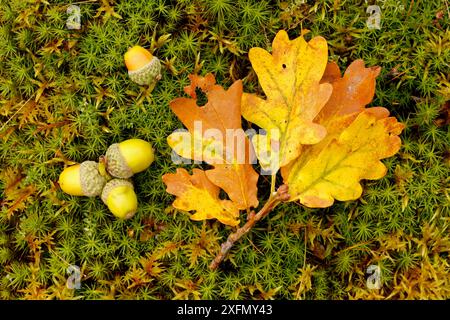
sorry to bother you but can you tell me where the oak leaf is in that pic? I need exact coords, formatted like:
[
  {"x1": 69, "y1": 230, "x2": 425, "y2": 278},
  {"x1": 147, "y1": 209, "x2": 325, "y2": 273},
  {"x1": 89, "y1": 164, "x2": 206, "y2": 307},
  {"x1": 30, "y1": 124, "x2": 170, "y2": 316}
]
[
  {"x1": 241, "y1": 30, "x2": 333, "y2": 170},
  {"x1": 167, "y1": 74, "x2": 259, "y2": 211},
  {"x1": 162, "y1": 168, "x2": 240, "y2": 226},
  {"x1": 282, "y1": 60, "x2": 405, "y2": 207}
]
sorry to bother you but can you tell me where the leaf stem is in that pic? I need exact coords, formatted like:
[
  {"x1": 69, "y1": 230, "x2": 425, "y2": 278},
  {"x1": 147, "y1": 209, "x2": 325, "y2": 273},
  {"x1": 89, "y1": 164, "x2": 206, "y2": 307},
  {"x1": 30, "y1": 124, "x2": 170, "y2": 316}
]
[
  {"x1": 209, "y1": 185, "x2": 290, "y2": 270},
  {"x1": 270, "y1": 173, "x2": 276, "y2": 197}
]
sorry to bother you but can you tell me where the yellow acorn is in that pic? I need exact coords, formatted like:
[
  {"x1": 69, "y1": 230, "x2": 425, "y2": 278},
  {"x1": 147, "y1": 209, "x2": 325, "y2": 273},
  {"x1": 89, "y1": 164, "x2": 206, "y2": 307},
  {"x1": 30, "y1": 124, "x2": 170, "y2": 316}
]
[
  {"x1": 101, "y1": 179, "x2": 138, "y2": 219},
  {"x1": 58, "y1": 161, "x2": 106, "y2": 197},
  {"x1": 105, "y1": 139, "x2": 154, "y2": 179},
  {"x1": 124, "y1": 45, "x2": 161, "y2": 86}
]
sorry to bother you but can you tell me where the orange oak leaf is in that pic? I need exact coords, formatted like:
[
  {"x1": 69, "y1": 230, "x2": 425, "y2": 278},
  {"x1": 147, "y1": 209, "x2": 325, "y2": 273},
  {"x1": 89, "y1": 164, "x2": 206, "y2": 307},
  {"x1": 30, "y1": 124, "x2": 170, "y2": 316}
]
[
  {"x1": 167, "y1": 74, "x2": 259, "y2": 212},
  {"x1": 162, "y1": 168, "x2": 240, "y2": 226},
  {"x1": 282, "y1": 60, "x2": 405, "y2": 207}
]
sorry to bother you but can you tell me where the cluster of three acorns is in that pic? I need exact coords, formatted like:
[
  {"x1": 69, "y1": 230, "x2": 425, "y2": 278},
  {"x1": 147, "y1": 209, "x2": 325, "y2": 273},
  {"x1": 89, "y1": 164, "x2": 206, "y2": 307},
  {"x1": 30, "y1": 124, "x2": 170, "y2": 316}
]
[{"x1": 58, "y1": 139, "x2": 154, "y2": 220}]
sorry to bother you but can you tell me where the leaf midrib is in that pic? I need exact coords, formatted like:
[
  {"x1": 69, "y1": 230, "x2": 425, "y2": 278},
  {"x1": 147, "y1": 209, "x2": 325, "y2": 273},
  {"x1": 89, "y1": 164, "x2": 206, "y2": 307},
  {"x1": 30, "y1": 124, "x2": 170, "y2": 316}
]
[
  {"x1": 292, "y1": 144, "x2": 371, "y2": 198},
  {"x1": 207, "y1": 93, "x2": 250, "y2": 210},
  {"x1": 260, "y1": 42, "x2": 313, "y2": 165}
]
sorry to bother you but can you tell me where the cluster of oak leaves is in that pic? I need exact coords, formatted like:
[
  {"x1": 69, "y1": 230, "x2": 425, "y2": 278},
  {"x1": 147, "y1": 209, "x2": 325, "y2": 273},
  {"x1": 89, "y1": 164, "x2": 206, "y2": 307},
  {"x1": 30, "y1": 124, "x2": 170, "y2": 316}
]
[{"x1": 162, "y1": 30, "x2": 404, "y2": 228}]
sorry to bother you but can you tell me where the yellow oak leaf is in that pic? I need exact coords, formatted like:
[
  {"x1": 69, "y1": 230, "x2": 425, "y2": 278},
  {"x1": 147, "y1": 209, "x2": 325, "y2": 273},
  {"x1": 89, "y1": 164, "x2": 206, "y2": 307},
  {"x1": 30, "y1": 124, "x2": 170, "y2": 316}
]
[
  {"x1": 162, "y1": 168, "x2": 240, "y2": 226},
  {"x1": 283, "y1": 111, "x2": 404, "y2": 207},
  {"x1": 168, "y1": 130, "x2": 224, "y2": 164},
  {"x1": 241, "y1": 30, "x2": 333, "y2": 170},
  {"x1": 282, "y1": 60, "x2": 405, "y2": 207},
  {"x1": 168, "y1": 74, "x2": 259, "y2": 211}
]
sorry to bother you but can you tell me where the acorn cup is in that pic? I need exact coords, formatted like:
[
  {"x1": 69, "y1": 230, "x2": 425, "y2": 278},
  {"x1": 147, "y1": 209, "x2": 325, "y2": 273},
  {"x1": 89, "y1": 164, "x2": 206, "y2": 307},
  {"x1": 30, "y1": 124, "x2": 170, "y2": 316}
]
[
  {"x1": 101, "y1": 179, "x2": 138, "y2": 220},
  {"x1": 58, "y1": 161, "x2": 106, "y2": 197},
  {"x1": 124, "y1": 45, "x2": 162, "y2": 86},
  {"x1": 105, "y1": 138, "x2": 155, "y2": 179}
]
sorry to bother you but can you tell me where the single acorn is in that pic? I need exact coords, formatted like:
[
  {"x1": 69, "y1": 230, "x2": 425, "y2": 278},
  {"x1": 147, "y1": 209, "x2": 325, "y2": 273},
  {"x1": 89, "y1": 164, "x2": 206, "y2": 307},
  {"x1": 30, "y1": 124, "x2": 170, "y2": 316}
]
[
  {"x1": 105, "y1": 139, "x2": 154, "y2": 179},
  {"x1": 124, "y1": 45, "x2": 161, "y2": 86},
  {"x1": 58, "y1": 161, "x2": 106, "y2": 197},
  {"x1": 101, "y1": 179, "x2": 138, "y2": 219}
]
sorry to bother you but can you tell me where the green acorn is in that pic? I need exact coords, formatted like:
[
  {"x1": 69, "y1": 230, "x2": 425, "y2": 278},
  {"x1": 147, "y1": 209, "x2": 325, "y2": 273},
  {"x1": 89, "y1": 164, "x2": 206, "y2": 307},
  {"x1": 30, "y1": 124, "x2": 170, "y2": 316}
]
[
  {"x1": 58, "y1": 161, "x2": 106, "y2": 197},
  {"x1": 105, "y1": 139, "x2": 155, "y2": 179},
  {"x1": 125, "y1": 46, "x2": 162, "y2": 86},
  {"x1": 101, "y1": 179, "x2": 138, "y2": 219}
]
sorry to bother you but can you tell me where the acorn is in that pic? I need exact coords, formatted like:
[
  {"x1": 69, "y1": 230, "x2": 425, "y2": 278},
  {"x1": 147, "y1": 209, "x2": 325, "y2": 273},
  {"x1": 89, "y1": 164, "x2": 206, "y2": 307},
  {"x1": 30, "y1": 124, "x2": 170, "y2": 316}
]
[
  {"x1": 101, "y1": 179, "x2": 138, "y2": 219},
  {"x1": 124, "y1": 45, "x2": 162, "y2": 86},
  {"x1": 105, "y1": 139, "x2": 154, "y2": 179},
  {"x1": 58, "y1": 161, "x2": 106, "y2": 197}
]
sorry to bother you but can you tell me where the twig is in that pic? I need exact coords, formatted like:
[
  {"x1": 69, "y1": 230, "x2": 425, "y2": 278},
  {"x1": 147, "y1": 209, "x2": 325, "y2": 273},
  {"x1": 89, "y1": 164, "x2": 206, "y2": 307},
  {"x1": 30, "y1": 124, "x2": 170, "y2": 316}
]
[{"x1": 209, "y1": 185, "x2": 290, "y2": 270}]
